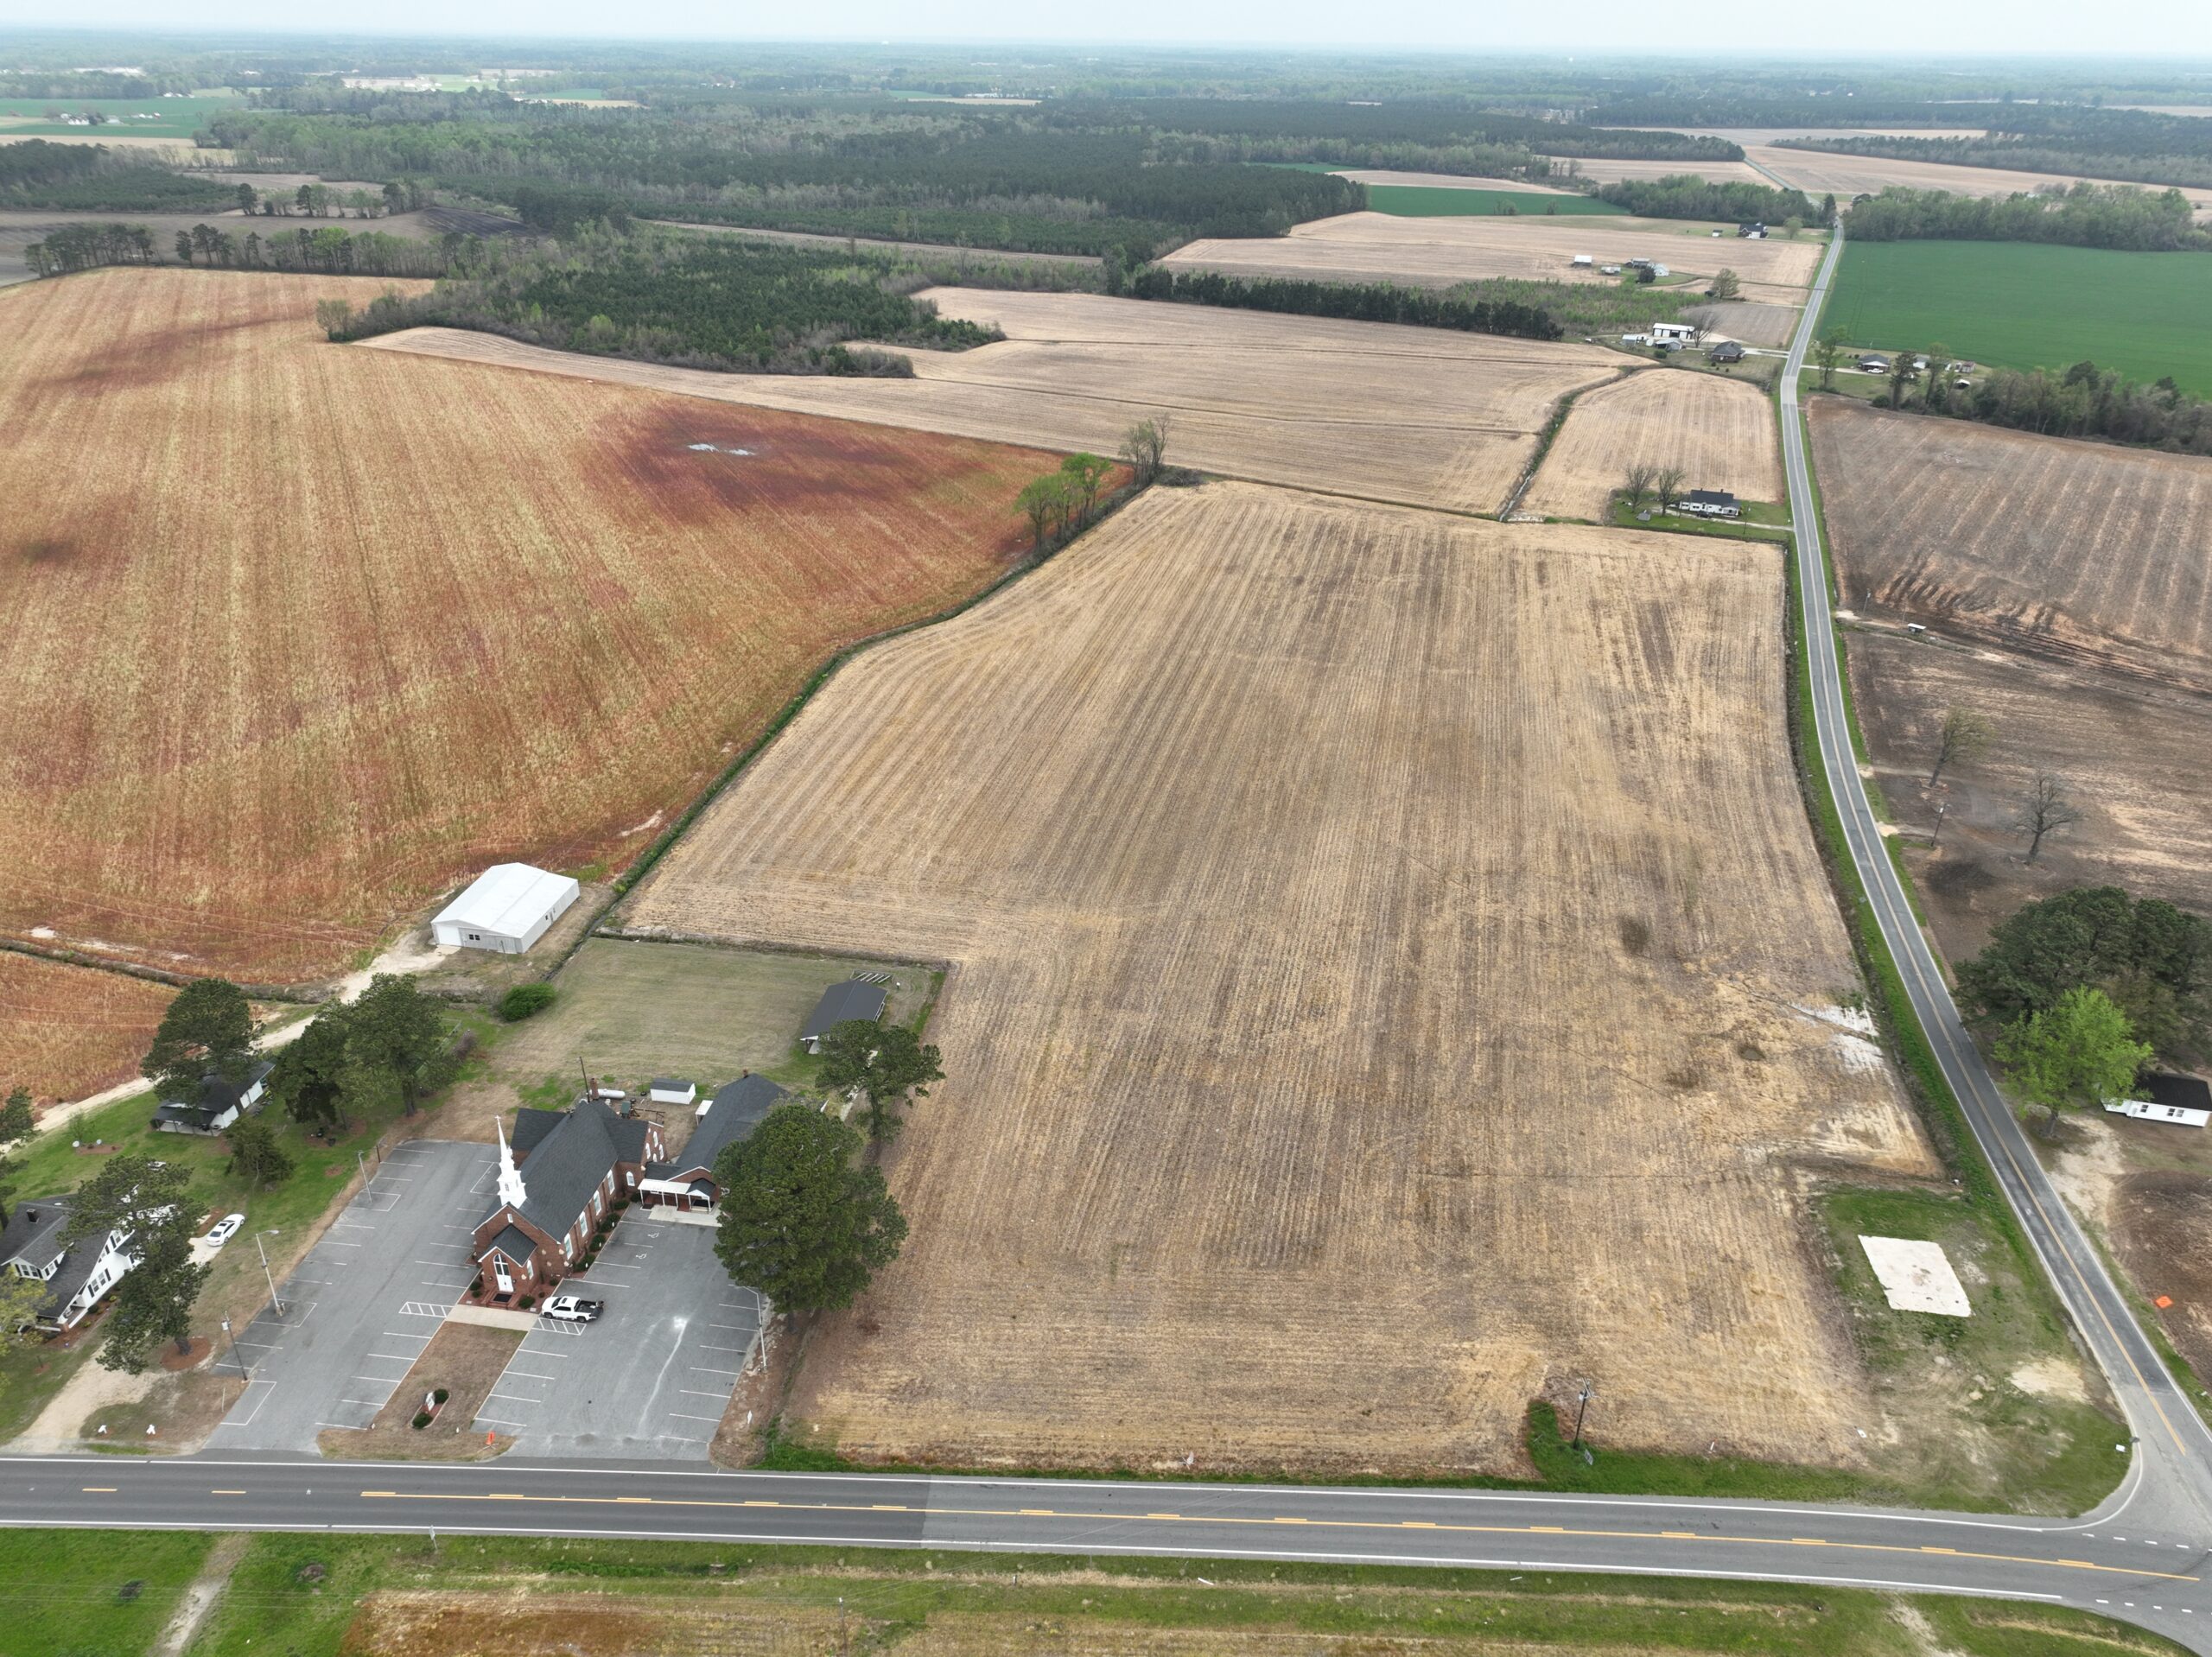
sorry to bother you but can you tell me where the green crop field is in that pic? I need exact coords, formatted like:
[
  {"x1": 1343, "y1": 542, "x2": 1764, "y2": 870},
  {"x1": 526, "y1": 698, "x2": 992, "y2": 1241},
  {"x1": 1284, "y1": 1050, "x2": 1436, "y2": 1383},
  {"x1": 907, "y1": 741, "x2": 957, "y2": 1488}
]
[
  {"x1": 1365, "y1": 183, "x2": 1625, "y2": 217},
  {"x1": 0, "y1": 92, "x2": 240, "y2": 138},
  {"x1": 1824, "y1": 238, "x2": 2212, "y2": 395}
]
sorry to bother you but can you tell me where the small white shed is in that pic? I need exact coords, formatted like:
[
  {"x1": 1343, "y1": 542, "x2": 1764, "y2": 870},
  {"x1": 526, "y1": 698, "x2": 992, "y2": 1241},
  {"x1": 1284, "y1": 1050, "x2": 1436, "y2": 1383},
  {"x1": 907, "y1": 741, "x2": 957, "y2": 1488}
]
[{"x1": 432, "y1": 863, "x2": 580, "y2": 954}]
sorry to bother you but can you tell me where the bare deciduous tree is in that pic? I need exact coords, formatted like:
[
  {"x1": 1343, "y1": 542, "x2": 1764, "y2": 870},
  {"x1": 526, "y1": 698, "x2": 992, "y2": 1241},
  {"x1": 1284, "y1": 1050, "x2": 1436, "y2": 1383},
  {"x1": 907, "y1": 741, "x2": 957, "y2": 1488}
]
[
  {"x1": 1118, "y1": 414, "x2": 1172, "y2": 486},
  {"x1": 2011, "y1": 771, "x2": 2084, "y2": 864},
  {"x1": 1929, "y1": 704, "x2": 1992, "y2": 785},
  {"x1": 1622, "y1": 462, "x2": 1656, "y2": 515},
  {"x1": 1654, "y1": 465, "x2": 1685, "y2": 512}
]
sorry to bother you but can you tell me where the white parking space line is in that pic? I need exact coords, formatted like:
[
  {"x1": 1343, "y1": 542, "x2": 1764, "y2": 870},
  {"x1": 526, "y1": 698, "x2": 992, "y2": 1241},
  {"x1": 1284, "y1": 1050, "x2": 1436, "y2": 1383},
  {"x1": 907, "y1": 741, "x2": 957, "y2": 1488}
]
[
  {"x1": 486, "y1": 1393, "x2": 545, "y2": 1408},
  {"x1": 687, "y1": 1366, "x2": 741, "y2": 1378},
  {"x1": 505, "y1": 1370, "x2": 561, "y2": 1381},
  {"x1": 668, "y1": 1413, "x2": 722, "y2": 1424},
  {"x1": 678, "y1": 1388, "x2": 728, "y2": 1399},
  {"x1": 476, "y1": 1415, "x2": 528, "y2": 1429},
  {"x1": 700, "y1": 1344, "x2": 748, "y2": 1355}
]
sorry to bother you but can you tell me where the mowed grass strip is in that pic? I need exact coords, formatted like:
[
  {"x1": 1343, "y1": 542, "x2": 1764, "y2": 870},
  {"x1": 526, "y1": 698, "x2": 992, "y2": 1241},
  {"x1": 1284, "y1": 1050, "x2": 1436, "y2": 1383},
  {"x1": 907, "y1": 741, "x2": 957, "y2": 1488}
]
[
  {"x1": 1822, "y1": 238, "x2": 2212, "y2": 394},
  {"x1": 1364, "y1": 183, "x2": 1628, "y2": 217},
  {"x1": 0, "y1": 268, "x2": 1053, "y2": 983},
  {"x1": 180, "y1": 1533, "x2": 2190, "y2": 1657}
]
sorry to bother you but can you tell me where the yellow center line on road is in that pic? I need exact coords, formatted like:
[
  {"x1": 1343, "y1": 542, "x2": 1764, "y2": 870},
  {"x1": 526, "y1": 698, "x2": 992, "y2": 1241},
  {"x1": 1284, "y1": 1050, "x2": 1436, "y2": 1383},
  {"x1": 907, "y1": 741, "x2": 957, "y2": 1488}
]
[{"x1": 353, "y1": 1490, "x2": 2199, "y2": 1583}]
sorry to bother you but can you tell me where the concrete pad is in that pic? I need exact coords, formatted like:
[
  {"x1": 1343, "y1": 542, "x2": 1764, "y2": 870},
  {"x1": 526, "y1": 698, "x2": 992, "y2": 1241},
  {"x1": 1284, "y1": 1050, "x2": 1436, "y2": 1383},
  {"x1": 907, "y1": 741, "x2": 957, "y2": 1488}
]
[{"x1": 1859, "y1": 1235, "x2": 1971, "y2": 1317}]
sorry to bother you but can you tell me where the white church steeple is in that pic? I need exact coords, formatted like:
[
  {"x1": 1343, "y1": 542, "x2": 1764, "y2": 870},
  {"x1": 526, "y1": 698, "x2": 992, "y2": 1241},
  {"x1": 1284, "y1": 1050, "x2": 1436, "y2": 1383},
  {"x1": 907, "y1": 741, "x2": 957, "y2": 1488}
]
[{"x1": 496, "y1": 1115, "x2": 527, "y2": 1211}]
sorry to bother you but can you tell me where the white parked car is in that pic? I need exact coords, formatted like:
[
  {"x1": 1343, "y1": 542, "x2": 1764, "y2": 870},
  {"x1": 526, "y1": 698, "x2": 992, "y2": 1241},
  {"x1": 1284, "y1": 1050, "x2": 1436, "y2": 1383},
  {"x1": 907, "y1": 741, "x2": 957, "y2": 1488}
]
[
  {"x1": 543, "y1": 1295, "x2": 603, "y2": 1323},
  {"x1": 205, "y1": 1213, "x2": 245, "y2": 1248}
]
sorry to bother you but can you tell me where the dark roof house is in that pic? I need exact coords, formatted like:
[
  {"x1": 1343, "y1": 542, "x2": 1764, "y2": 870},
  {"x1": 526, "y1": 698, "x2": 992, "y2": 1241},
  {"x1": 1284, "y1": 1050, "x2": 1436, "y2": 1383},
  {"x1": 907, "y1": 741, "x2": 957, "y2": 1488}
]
[
  {"x1": 150, "y1": 1060, "x2": 273, "y2": 1135},
  {"x1": 0, "y1": 1194, "x2": 141, "y2": 1331},
  {"x1": 646, "y1": 1074, "x2": 789, "y2": 1203},
  {"x1": 1709, "y1": 340, "x2": 1746, "y2": 363},
  {"x1": 2146, "y1": 1074, "x2": 2212, "y2": 1115},
  {"x1": 801, "y1": 980, "x2": 888, "y2": 1051}
]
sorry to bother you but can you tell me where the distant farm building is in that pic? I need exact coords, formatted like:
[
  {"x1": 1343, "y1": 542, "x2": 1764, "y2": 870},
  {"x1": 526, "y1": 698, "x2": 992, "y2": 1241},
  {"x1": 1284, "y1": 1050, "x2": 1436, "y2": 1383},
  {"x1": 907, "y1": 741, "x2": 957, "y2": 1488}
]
[
  {"x1": 433, "y1": 863, "x2": 581, "y2": 954},
  {"x1": 1857, "y1": 355, "x2": 1891, "y2": 374},
  {"x1": 1649, "y1": 322, "x2": 1696, "y2": 347},
  {"x1": 801, "y1": 979, "x2": 889, "y2": 1053},
  {"x1": 1674, "y1": 489, "x2": 1742, "y2": 520},
  {"x1": 1570, "y1": 254, "x2": 1593, "y2": 268},
  {"x1": 151, "y1": 1060, "x2": 273, "y2": 1136},
  {"x1": 1737, "y1": 221, "x2": 1768, "y2": 238}
]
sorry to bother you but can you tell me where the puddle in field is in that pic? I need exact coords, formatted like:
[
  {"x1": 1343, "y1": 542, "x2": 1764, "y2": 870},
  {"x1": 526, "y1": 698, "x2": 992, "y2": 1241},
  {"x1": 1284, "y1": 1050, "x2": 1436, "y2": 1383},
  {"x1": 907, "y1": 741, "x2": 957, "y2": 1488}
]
[{"x1": 685, "y1": 442, "x2": 755, "y2": 456}]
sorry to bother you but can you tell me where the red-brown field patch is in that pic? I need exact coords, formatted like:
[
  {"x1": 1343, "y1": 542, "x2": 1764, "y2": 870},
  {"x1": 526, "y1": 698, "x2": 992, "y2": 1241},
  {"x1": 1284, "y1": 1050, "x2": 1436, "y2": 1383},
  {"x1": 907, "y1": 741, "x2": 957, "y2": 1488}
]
[
  {"x1": 0, "y1": 268, "x2": 1055, "y2": 983},
  {"x1": 0, "y1": 953, "x2": 174, "y2": 1104}
]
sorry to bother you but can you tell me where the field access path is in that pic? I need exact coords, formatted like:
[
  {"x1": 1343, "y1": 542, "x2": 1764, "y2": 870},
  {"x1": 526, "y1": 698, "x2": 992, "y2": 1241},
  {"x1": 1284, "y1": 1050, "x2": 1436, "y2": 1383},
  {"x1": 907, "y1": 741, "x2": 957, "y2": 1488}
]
[{"x1": 3, "y1": 234, "x2": 2212, "y2": 1656}]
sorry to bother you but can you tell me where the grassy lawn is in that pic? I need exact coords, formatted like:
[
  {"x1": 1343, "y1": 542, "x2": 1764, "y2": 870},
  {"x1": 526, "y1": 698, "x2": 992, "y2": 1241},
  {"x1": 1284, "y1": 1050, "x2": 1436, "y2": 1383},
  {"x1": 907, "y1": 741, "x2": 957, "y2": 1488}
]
[
  {"x1": 181, "y1": 1532, "x2": 2185, "y2": 1657},
  {"x1": 477, "y1": 937, "x2": 933, "y2": 1105},
  {"x1": 0, "y1": 1528, "x2": 214, "y2": 1656},
  {"x1": 1822, "y1": 239, "x2": 2212, "y2": 395},
  {"x1": 0, "y1": 92, "x2": 240, "y2": 137},
  {"x1": 1365, "y1": 183, "x2": 1625, "y2": 217},
  {"x1": 1605, "y1": 498, "x2": 1793, "y2": 541}
]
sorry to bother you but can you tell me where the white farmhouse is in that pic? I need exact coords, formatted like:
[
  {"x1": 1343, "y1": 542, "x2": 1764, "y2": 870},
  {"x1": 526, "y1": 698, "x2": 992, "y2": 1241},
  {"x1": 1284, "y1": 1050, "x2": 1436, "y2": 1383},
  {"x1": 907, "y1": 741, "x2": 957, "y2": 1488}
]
[
  {"x1": 433, "y1": 863, "x2": 581, "y2": 954},
  {"x1": 0, "y1": 1196, "x2": 140, "y2": 1332}
]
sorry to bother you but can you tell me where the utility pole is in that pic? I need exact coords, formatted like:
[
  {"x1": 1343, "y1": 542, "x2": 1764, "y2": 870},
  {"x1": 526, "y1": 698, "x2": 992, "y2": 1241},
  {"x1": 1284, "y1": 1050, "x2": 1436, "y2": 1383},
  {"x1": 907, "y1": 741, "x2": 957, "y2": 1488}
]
[
  {"x1": 1570, "y1": 1380, "x2": 1595, "y2": 1451},
  {"x1": 257, "y1": 1229, "x2": 283, "y2": 1316},
  {"x1": 1931, "y1": 799, "x2": 1948, "y2": 848}
]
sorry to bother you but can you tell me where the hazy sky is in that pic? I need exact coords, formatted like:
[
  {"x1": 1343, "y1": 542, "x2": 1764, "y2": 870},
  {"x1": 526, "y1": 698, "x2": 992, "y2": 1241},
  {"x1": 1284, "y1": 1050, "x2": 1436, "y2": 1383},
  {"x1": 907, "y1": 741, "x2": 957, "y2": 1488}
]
[{"x1": 1, "y1": 1, "x2": 2202, "y2": 57}]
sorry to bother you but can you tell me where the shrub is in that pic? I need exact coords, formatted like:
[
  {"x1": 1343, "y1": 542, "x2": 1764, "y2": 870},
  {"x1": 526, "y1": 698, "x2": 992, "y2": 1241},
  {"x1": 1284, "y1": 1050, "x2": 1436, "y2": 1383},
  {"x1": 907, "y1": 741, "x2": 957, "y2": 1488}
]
[
  {"x1": 518, "y1": 1294, "x2": 536, "y2": 1310},
  {"x1": 411, "y1": 1411, "x2": 432, "y2": 1430},
  {"x1": 432, "y1": 1387, "x2": 449, "y2": 1405},
  {"x1": 499, "y1": 982, "x2": 557, "y2": 1021}
]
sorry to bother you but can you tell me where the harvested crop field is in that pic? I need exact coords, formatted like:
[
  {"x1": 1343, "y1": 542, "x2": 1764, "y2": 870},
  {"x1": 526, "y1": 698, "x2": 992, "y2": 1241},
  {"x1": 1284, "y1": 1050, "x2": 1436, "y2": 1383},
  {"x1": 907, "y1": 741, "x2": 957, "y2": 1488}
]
[
  {"x1": 622, "y1": 479, "x2": 1934, "y2": 1476},
  {"x1": 1522, "y1": 367, "x2": 1783, "y2": 521},
  {"x1": 1848, "y1": 629, "x2": 2212, "y2": 962},
  {"x1": 1748, "y1": 146, "x2": 2212, "y2": 212},
  {"x1": 1565, "y1": 156, "x2": 1771, "y2": 187},
  {"x1": 1810, "y1": 401, "x2": 2212, "y2": 692},
  {"x1": 1160, "y1": 212, "x2": 1825, "y2": 304},
  {"x1": 0, "y1": 953, "x2": 173, "y2": 1104},
  {"x1": 1681, "y1": 299, "x2": 1799, "y2": 346},
  {"x1": 365, "y1": 289, "x2": 1621, "y2": 516},
  {"x1": 0, "y1": 268, "x2": 1054, "y2": 984}
]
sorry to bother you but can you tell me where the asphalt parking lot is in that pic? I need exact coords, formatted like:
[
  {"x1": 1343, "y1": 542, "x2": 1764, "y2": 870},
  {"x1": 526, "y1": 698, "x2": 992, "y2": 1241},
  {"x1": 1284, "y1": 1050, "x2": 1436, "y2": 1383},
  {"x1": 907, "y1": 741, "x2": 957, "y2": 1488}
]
[
  {"x1": 476, "y1": 1213, "x2": 763, "y2": 1460},
  {"x1": 209, "y1": 1139, "x2": 495, "y2": 1451}
]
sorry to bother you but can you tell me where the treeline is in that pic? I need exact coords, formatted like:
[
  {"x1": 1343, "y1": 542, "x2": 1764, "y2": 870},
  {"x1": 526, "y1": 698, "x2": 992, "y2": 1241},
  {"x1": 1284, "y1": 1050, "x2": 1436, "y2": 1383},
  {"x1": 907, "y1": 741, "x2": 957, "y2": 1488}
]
[
  {"x1": 1126, "y1": 266, "x2": 1564, "y2": 341},
  {"x1": 1868, "y1": 359, "x2": 2212, "y2": 456},
  {"x1": 0, "y1": 140, "x2": 235, "y2": 212},
  {"x1": 323, "y1": 232, "x2": 1000, "y2": 374},
  {"x1": 1785, "y1": 110, "x2": 2212, "y2": 190},
  {"x1": 0, "y1": 70, "x2": 201, "y2": 98},
  {"x1": 25, "y1": 219, "x2": 464, "y2": 279},
  {"x1": 205, "y1": 105, "x2": 1364, "y2": 257},
  {"x1": 1592, "y1": 175, "x2": 1816, "y2": 224},
  {"x1": 1846, "y1": 184, "x2": 2208, "y2": 251},
  {"x1": 1045, "y1": 98, "x2": 1739, "y2": 161}
]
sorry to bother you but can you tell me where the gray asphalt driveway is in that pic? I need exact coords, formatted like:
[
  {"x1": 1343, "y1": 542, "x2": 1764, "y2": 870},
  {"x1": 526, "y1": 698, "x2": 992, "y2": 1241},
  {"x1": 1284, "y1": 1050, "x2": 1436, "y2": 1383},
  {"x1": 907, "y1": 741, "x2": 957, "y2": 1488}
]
[
  {"x1": 210, "y1": 1139, "x2": 495, "y2": 1451},
  {"x1": 476, "y1": 1213, "x2": 761, "y2": 1460}
]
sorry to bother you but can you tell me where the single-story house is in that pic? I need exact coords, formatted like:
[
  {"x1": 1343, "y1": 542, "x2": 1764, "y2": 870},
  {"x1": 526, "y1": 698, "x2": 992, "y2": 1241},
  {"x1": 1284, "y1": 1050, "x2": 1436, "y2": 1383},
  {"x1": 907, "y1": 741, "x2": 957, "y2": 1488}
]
[
  {"x1": 2126, "y1": 1073, "x2": 2212, "y2": 1127},
  {"x1": 1737, "y1": 220, "x2": 1768, "y2": 238},
  {"x1": 472, "y1": 1097, "x2": 666, "y2": 1301},
  {"x1": 648, "y1": 1077, "x2": 697, "y2": 1108},
  {"x1": 1673, "y1": 489, "x2": 1743, "y2": 520},
  {"x1": 432, "y1": 863, "x2": 581, "y2": 955},
  {"x1": 0, "y1": 1196, "x2": 139, "y2": 1332},
  {"x1": 1857, "y1": 355, "x2": 1891, "y2": 374},
  {"x1": 640, "y1": 1073, "x2": 789, "y2": 1211},
  {"x1": 151, "y1": 1060, "x2": 273, "y2": 1136},
  {"x1": 1709, "y1": 340, "x2": 1746, "y2": 364},
  {"x1": 801, "y1": 980, "x2": 889, "y2": 1054}
]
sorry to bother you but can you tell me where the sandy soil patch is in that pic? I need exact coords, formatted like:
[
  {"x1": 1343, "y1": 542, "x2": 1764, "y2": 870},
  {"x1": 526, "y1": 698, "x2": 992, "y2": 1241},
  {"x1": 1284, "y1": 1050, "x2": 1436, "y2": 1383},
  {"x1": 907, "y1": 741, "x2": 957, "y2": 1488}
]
[
  {"x1": 1813, "y1": 400, "x2": 2212, "y2": 695},
  {"x1": 364, "y1": 289, "x2": 1621, "y2": 516},
  {"x1": 0, "y1": 268, "x2": 1052, "y2": 985},
  {"x1": 1160, "y1": 211, "x2": 1824, "y2": 304},
  {"x1": 621, "y1": 479, "x2": 1932, "y2": 1476},
  {"x1": 1751, "y1": 145, "x2": 2212, "y2": 210},
  {"x1": 1522, "y1": 367, "x2": 1783, "y2": 521}
]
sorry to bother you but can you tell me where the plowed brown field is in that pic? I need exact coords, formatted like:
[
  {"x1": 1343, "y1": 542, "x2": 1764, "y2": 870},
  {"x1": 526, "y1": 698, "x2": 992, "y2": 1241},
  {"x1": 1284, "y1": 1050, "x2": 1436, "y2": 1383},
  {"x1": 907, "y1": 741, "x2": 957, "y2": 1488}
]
[
  {"x1": 364, "y1": 289, "x2": 1620, "y2": 515},
  {"x1": 0, "y1": 953, "x2": 173, "y2": 1103},
  {"x1": 1810, "y1": 400, "x2": 2212, "y2": 692},
  {"x1": 0, "y1": 268, "x2": 1055, "y2": 983},
  {"x1": 1522, "y1": 368, "x2": 1783, "y2": 521},
  {"x1": 1160, "y1": 212, "x2": 1825, "y2": 305},
  {"x1": 622, "y1": 479, "x2": 1933, "y2": 1476},
  {"x1": 1746, "y1": 146, "x2": 2212, "y2": 212}
]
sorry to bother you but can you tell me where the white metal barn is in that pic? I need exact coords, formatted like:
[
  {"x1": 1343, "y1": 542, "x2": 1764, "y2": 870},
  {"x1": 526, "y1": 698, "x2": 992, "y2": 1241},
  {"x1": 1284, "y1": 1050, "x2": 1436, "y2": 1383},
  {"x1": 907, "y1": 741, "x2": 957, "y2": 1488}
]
[{"x1": 432, "y1": 863, "x2": 581, "y2": 954}]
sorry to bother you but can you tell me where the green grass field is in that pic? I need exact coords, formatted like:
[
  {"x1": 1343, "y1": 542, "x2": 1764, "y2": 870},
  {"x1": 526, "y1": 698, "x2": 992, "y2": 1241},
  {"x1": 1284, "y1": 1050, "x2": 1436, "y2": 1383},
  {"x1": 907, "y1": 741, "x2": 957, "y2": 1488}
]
[
  {"x1": 0, "y1": 92, "x2": 239, "y2": 138},
  {"x1": 1365, "y1": 183, "x2": 1624, "y2": 217},
  {"x1": 0, "y1": 1528, "x2": 216, "y2": 1655},
  {"x1": 1824, "y1": 239, "x2": 2212, "y2": 395}
]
